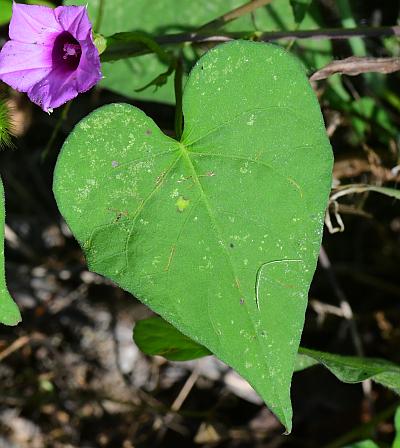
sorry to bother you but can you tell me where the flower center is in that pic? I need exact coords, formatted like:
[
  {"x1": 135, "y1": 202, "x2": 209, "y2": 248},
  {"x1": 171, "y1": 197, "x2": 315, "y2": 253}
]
[
  {"x1": 52, "y1": 32, "x2": 82, "y2": 72},
  {"x1": 63, "y1": 43, "x2": 81, "y2": 59}
]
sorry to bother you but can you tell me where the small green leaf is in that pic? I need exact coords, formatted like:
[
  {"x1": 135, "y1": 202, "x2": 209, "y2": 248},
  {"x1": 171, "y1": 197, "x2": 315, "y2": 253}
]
[
  {"x1": 0, "y1": 178, "x2": 21, "y2": 326},
  {"x1": 343, "y1": 441, "x2": 379, "y2": 448},
  {"x1": 394, "y1": 407, "x2": 400, "y2": 448},
  {"x1": 0, "y1": 0, "x2": 12, "y2": 27},
  {"x1": 134, "y1": 316, "x2": 212, "y2": 361},
  {"x1": 299, "y1": 347, "x2": 400, "y2": 394},
  {"x1": 134, "y1": 316, "x2": 400, "y2": 393},
  {"x1": 54, "y1": 41, "x2": 332, "y2": 431},
  {"x1": 290, "y1": 0, "x2": 312, "y2": 25},
  {"x1": 294, "y1": 353, "x2": 318, "y2": 371}
]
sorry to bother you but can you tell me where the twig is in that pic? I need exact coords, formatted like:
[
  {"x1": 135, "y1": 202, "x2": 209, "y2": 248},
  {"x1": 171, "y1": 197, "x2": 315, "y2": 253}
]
[
  {"x1": 319, "y1": 246, "x2": 364, "y2": 357},
  {"x1": 319, "y1": 246, "x2": 373, "y2": 403},
  {"x1": 0, "y1": 336, "x2": 30, "y2": 362},
  {"x1": 102, "y1": 26, "x2": 400, "y2": 63},
  {"x1": 41, "y1": 101, "x2": 72, "y2": 161},
  {"x1": 0, "y1": 333, "x2": 44, "y2": 362},
  {"x1": 157, "y1": 25, "x2": 400, "y2": 46},
  {"x1": 171, "y1": 368, "x2": 200, "y2": 412},
  {"x1": 156, "y1": 367, "x2": 200, "y2": 442},
  {"x1": 199, "y1": 0, "x2": 274, "y2": 31},
  {"x1": 311, "y1": 56, "x2": 400, "y2": 81}
]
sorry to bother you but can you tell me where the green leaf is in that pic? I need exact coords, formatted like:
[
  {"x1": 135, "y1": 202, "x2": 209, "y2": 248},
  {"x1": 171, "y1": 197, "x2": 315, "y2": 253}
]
[
  {"x1": 289, "y1": 0, "x2": 312, "y2": 25},
  {"x1": 393, "y1": 407, "x2": 400, "y2": 448},
  {"x1": 134, "y1": 316, "x2": 212, "y2": 361},
  {"x1": 0, "y1": 178, "x2": 21, "y2": 326},
  {"x1": 342, "y1": 441, "x2": 379, "y2": 448},
  {"x1": 350, "y1": 97, "x2": 397, "y2": 143},
  {"x1": 26, "y1": 0, "x2": 54, "y2": 6},
  {"x1": 0, "y1": 0, "x2": 12, "y2": 26},
  {"x1": 0, "y1": 0, "x2": 54, "y2": 27},
  {"x1": 133, "y1": 316, "x2": 330, "y2": 372},
  {"x1": 299, "y1": 347, "x2": 400, "y2": 394},
  {"x1": 54, "y1": 41, "x2": 332, "y2": 431},
  {"x1": 134, "y1": 316, "x2": 400, "y2": 393},
  {"x1": 64, "y1": 0, "x2": 332, "y2": 103}
]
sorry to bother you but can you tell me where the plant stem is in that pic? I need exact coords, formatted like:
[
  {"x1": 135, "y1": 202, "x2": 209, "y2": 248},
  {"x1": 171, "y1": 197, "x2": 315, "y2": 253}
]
[
  {"x1": 174, "y1": 53, "x2": 184, "y2": 141},
  {"x1": 164, "y1": 25, "x2": 400, "y2": 44},
  {"x1": 199, "y1": 0, "x2": 274, "y2": 31},
  {"x1": 323, "y1": 402, "x2": 399, "y2": 448},
  {"x1": 94, "y1": 0, "x2": 105, "y2": 33},
  {"x1": 102, "y1": 26, "x2": 400, "y2": 62},
  {"x1": 41, "y1": 101, "x2": 72, "y2": 162}
]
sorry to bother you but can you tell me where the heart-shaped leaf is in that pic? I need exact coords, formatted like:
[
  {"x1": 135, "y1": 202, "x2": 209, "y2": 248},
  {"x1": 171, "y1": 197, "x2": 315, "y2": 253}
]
[
  {"x1": 54, "y1": 41, "x2": 332, "y2": 431},
  {"x1": 0, "y1": 178, "x2": 21, "y2": 326}
]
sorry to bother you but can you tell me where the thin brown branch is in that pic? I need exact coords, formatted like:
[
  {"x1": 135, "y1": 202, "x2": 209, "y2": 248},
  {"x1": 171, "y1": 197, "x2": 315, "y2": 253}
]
[
  {"x1": 311, "y1": 56, "x2": 400, "y2": 81},
  {"x1": 199, "y1": 0, "x2": 274, "y2": 31},
  {"x1": 318, "y1": 246, "x2": 365, "y2": 357},
  {"x1": 158, "y1": 25, "x2": 400, "y2": 47},
  {"x1": 103, "y1": 26, "x2": 400, "y2": 63}
]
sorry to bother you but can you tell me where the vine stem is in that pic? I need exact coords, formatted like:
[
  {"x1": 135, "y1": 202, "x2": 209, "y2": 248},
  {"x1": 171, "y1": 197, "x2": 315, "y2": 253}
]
[
  {"x1": 158, "y1": 25, "x2": 400, "y2": 46},
  {"x1": 199, "y1": 0, "x2": 274, "y2": 31},
  {"x1": 41, "y1": 101, "x2": 72, "y2": 161},
  {"x1": 102, "y1": 25, "x2": 400, "y2": 62},
  {"x1": 174, "y1": 52, "x2": 184, "y2": 141},
  {"x1": 94, "y1": 0, "x2": 105, "y2": 33}
]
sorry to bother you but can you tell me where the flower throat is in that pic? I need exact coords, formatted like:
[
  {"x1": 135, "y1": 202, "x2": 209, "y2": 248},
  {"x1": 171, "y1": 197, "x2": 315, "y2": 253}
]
[{"x1": 52, "y1": 31, "x2": 82, "y2": 71}]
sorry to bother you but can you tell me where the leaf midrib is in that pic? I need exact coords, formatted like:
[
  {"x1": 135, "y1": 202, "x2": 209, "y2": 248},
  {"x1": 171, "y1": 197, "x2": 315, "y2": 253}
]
[{"x1": 179, "y1": 142, "x2": 289, "y2": 426}]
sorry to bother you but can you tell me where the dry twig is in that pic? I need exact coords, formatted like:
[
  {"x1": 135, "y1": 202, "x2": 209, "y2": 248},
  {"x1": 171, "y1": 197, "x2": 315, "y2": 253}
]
[{"x1": 311, "y1": 56, "x2": 400, "y2": 81}]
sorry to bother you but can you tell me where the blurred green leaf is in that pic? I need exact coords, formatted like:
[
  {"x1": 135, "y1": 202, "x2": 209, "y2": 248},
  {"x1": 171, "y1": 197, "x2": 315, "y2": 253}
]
[
  {"x1": 134, "y1": 317, "x2": 332, "y2": 372},
  {"x1": 54, "y1": 41, "x2": 332, "y2": 432},
  {"x1": 26, "y1": 0, "x2": 54, "y2": 6},
  {"x1": 134, "y1": 317, "x2": 212, "y2": 361},
  {"x1": 289, "y1": 0, "x2": 312, "y2": 25},
  {"x1": 394, "y1": 407, "x2": 400, "y2": 448},
  {"x1": 350, "y1": 97, "x2": 397, "y2": 143},
  {"x1": 0, "y1": 0, "x2": 12, "y2": 26},
  {"x1": 0, "y1": 179, "x2": 21, "y2": 326},
  {"x1": 64, "y1": 0, "x2": 333, "y2": 103},
  {"x1": 342, "y1": 441, "x2": 379, "y2": 448}
]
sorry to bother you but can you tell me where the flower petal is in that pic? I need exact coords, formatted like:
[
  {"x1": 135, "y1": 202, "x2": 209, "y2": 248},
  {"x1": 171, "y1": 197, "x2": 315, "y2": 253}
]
[
  {"x1": 9, "y1": 3, "x2": 62, "y2": 45},
  {"x1": 27, "y1": 67, "x2": 79, "y2": 112},
  {"x1": 76, "y1": 39, "x2": 102, "y2": 92},
  {"x1": 55, "y1": 6, "x2": 92, "y2": 41},
  {"x1": 0, "y1": 41, "x2": 52, "y2": 92}
]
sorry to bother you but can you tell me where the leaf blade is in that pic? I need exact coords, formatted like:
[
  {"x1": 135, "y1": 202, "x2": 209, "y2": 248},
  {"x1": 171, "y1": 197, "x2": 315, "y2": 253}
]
[
  {"x1": 54, "y1": 41, "x2": 332, "y2": 431},
  {"x1": 0, "y1": 178, "x2": 21, "y2": 326}
]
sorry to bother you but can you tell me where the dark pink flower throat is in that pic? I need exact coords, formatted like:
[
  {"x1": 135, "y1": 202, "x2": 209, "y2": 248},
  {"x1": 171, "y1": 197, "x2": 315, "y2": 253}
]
[{"x1": 52, "y1": 31, "x2": 82, "y2": 71}]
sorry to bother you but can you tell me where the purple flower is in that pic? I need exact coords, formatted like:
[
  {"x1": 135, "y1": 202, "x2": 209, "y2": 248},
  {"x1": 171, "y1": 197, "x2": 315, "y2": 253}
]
[{"x1": 0, "y1": 3, "x2": 101, "y2": 112}]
